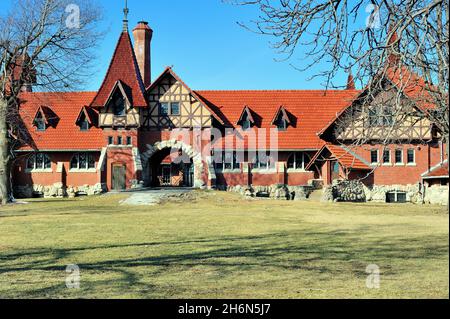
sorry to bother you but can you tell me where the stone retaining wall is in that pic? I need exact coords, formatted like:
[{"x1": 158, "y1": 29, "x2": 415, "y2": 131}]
[
  {"x1": 14, "y1": 183, "x2": 107, "y2": 199},
  {"x1": 321, "y1": 180, "x2": 448, "y2": 206},
  {"x1": 225, "y1": 184, "x2": 314, "y2": 201}
]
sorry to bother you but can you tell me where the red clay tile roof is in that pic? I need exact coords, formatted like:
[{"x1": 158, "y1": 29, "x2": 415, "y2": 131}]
[
  {"x1": 195, "y1": 90, "x2": 360, "y2": 150},
  {"x1": 306, "y1": 143, "x2": 371, "y2": 170},
  {"x1": 18, "y1": 92, "x2": 105, "y2": 151},
  {"x1": 90, "y1": 32, "x2": 147, "y2": 108},
  {"x1": 422, "y1": 161, "x2": 449, "y2": 179}
]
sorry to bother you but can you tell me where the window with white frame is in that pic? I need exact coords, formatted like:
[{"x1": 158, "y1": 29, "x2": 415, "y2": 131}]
[
  {"x1": 407, "y1": 149, "x2": 415, "y2": 164},
  {"x1": 287, "y1": 152, "x2": 308, "y2": 170},
  {"x1": 395, "y1": 149, "x2": 403, "y2": 164},
  {"x1": 70, "y1": 153, "x2": 96, "y2": 170},
  {"x1": 368, "y1": 106, "x2": 394, "y2": 127},
  {"x1": 214, "y1": 151, "x2": 240, "y2": 171},
  {"x1": 383, "y1": 149, "x2": 391, "y2": 164},
  {"x1": 159, "y1": 102, "x2": 180, "y2": 116},
  {"x1": 370, "y1": 149, "x2": 379, "y2": 164},
  {"x1": 27, "y1": 153, "x2": 51, "y2": 171},
  {"x1": 254, "y1": 152, "x2": 275, "y2": 170}
]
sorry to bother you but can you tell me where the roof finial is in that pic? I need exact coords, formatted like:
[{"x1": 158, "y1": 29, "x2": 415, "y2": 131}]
[{"x1": 123, "y1": 0, "x2": 129, "y2": 32}]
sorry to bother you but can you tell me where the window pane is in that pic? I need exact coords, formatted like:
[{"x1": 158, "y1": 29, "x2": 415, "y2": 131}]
[
  {"x1": 395, "y1": 150, "x2": 402, "y2": 163},
  {"x1": 114, "y1": 96, "x2": 125, "y2": 116},
  {"x1": 70, "y1": 154, "x2": 78, "y2": 169},
  {"x1": 224, "y1": 152, "x2": 233, "y2": 170},
  {"x1": 371, "y1": 150, "x2": 378, "y2": 164},
  {"x1": 117, "y1": 136, "x2": 123, "y2": 145},
  {"x1": 35, "y1": 153, "x2": 43, "y2": 169},
  {"x1": 232, "y1": 153, "x2": 239, "y2": 170},
  {"x1": 36, "y1": 119, "x2": 46, "y2": 131},
  {"x1": 287, "y1": 154, "x2": 295, "y2": 169},
  {"x1": 108, "y1": 136, "x2": 113, "y2": 145},
  {"x1": 80, "y1": 120, "x2": 89, "y2": 131},
  {"x1": 44, "y1": 154, "x2": 51, "y2": 169},
  {"x1": 79, "y1": 153, "x2": 87, "y2": 169},
  {"x1": 407, "y1": 149, "x2": 415, "y2": 163},
  {"x1": 171, "y1": 103, "x2": 180, "y2": 115},
  {"x1": 295, "y1": 152, "x2": 303, "y2": 170},
  {"x1": 368, "y1": 109, "x2": 378, "y2": 127},
  {"x1": 242, "y1": 120, "x2": 251, "y2": 130},
  {"x1": 126, "y1": 137, "x2": 132, "y2": 145},
  {"x1": 88, "y1": 154, "x2": 95, "y2": 169},
  {"x1": 160, "y1": 103, "x2": 169, "y2": 115},
  {"x1": 277, "y1": 119, "x2": 287, "y2": 131},
  {"x1": 27, "y1": 155, "x2": 35, "y2": 170},
  {"x1": 383, "y1": 107, "x2": 393, "y2": 126},
  {"x1": 383, "y1": 150, "x2": 391, "y2": 163}
]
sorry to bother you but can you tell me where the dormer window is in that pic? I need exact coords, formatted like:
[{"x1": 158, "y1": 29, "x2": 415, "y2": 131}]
[
  {"x1": 242, "y1": 118, "x2": 252, "y2": 131},
  {"x1": 33, "y1": 108, "x2": 48, "y2": 132},
  {"x1": 76, "y1": 107, "x2": 96, "y2": 131},
  {"x1": 272, "y1": 106, "x2": 291, "y2": 131},
  {"x1": 237, "y1": 106, "x2": 255, "y2": 131},
  {"x1": 35, "y1": 117, "x2": 46, "y2": 131},
  {"x1": 113, "y1": 95, "x2": 126, "y2": 116},
  {"x1": 78, "y1": 113, "x2": 90, "y2": 131},
  {"x1": 80, "y1": 118, "x2": 89, "y2": 131},
  {"x1": 276, "y1": 119, "x2": 288, "y2": 131}
]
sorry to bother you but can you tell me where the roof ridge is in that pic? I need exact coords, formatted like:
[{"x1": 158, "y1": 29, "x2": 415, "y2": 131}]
[{"x1": 195, "y1": 89, "x2": 360, "y2": 93}]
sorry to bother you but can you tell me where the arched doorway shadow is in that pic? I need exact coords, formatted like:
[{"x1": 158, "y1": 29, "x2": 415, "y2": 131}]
[
  {"x1": 140, "y1": 140, "x2": 215, "y2": 189},
  {"x1": 149, "y1": 148, "x2": 194, "y2": 187}
]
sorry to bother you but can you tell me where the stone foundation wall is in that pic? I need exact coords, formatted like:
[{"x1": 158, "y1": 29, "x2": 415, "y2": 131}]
[
  {"x1": 321, "y1": 180, "x2": 449, "y2": 206},
  {"x1": 225, "y1": 184, "x2": 314, "y2": 201},
  {"x1": 14, "y1": 183, "x2": 107, "y2": 199}
]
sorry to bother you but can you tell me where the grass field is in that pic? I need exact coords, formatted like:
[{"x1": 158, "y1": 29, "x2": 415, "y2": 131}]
[{"x1": 0, "y1": 191, "x2": 448, "y2": 299}]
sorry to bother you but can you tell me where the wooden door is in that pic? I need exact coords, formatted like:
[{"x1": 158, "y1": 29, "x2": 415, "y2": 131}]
[{"x1": 112, "y1": 164, "x2": 126, "y2": 190}]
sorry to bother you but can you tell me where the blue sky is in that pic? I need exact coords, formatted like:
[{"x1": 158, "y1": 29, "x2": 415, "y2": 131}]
[{"x1": 1, "y1": 0, "x2": 353, "y2": 91}]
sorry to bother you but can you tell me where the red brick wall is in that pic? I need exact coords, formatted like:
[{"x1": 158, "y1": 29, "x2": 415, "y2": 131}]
[
  {"x1": 287, "y1": 171, "x2": 315, "y2": 186},
  {"x1": 13, "y1": 152, "x2": 101, "y2": 188},
  {"x1": 353, "y1": 142, "x2": 446, "y2": 185}
]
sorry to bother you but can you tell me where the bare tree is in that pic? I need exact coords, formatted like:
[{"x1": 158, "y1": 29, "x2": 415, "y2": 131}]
[
  {"x1": 227, "y1": 0, "x2": 449, "y2": 160},
  {"x1": 0, "y1": 0, "x2": 103, "y2": 204}
]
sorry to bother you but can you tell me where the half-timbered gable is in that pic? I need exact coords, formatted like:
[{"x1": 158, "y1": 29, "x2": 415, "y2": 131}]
[
  {"x1": 320, "y1": 80, "x2": 435, "y2": 142},
  {"x1": 143, "y1": 68, "x2": 215, "y2": 129}
]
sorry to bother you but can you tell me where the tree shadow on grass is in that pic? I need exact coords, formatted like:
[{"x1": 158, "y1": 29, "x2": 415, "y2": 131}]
[{"x1": 0, "y1": 228, "x2": 448, "y2": 298}]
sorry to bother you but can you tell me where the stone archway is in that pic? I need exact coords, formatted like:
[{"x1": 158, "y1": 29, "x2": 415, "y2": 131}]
[{"x1": 140, "y1": 140, "x2": 215, "y2": 188}]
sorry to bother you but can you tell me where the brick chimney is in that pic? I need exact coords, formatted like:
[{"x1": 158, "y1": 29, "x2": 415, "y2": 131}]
[{"x1": 132, "y1": 21, "x2": 153, "y2": 87}]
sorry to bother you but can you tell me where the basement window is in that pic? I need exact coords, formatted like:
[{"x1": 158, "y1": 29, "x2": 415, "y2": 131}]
[{"x1": 386, "y1": 191, "x2": 407, "y2": 203}]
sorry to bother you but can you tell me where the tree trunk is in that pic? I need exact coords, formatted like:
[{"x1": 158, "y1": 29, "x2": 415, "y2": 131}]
[{"x1": 0, "y1": 98, "x2": 11, "y2": 205}]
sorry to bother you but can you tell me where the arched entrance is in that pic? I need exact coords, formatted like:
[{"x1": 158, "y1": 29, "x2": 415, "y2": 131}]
[
  {"x1": 148, "y1": 148, "x2": 194, "y2": 187},
  {"x1": 140, "y1": 140, "x2": 215, "y2": 188}
]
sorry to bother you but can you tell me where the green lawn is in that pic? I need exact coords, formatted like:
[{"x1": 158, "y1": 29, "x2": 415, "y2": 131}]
[{"x1": 0, "y1": 191, "x2": 448, "y2": 299}]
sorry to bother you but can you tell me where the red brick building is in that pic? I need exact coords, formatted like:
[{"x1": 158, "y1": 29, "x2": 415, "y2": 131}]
[{"x1": 12, "y1": 17, "x2": 448, "y2": 204}]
